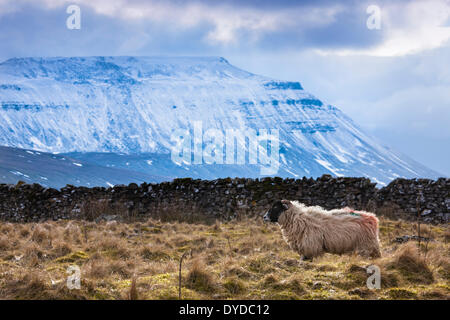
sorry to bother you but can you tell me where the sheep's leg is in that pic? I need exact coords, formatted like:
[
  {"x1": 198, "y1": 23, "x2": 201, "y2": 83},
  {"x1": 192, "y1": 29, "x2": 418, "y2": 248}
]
[
  {"x1": 359, "y1": 241, "x2": 381, "y2": 259},
  {"x1": 370, "y1": 247, "x2": 382, "y2": 258},
  {"x1": 300, "y1": 255, "x2": 313, "y2": 262}
]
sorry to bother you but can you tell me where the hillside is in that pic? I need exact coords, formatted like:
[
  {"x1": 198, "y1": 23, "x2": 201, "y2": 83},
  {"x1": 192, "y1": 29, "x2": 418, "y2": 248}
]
[{"x1": 0, "y1": 146, "x2": 166, "y2": 188}]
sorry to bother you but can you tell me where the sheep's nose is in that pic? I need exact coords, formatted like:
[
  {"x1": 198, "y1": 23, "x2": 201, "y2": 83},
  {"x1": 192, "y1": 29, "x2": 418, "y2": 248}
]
[{"x1": 263, "y1": 212, "x2": 270, "y2": 222}]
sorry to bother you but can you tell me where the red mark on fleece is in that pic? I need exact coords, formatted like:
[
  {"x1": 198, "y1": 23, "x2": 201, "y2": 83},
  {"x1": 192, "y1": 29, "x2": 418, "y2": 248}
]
[
  {"x1": 362, "y1": 213, "x2": 378, "y2": 229},
  {"x1": 344, "y1": 207, "x2": 379, "y2": 233}
]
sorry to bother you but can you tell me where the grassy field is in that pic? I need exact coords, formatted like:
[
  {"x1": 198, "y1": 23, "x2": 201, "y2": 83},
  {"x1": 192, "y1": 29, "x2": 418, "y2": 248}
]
[{"x1": 0, "y1": 215, "x2": 448, "y2": 300}]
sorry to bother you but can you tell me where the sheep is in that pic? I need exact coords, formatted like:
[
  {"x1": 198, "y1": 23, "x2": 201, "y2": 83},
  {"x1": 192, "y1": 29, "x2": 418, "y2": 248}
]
[{"x1": 263, "y1": 200, "x2": 381, "y2": 260}]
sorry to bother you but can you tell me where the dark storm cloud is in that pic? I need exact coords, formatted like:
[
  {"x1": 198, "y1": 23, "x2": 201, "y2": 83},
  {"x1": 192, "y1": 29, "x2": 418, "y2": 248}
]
[{"x1": 0, "y1": 0, "x2": 393, "y2": 61}]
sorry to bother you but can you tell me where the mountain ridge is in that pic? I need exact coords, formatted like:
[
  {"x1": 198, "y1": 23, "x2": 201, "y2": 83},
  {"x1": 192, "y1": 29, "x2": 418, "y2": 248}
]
[{"x1": 0, "y1": 56, "x2": 442, "y2": 187}]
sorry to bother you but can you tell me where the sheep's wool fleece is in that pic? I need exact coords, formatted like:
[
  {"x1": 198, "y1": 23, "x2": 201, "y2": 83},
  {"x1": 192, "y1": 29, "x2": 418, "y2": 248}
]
[{"x1": 278, "y1": 201, "x2": 381, "y2": 258}]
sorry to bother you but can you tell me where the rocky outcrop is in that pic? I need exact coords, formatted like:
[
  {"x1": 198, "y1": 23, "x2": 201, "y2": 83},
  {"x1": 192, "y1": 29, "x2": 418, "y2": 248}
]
[{"x1": 0, "y1": 175, "x2": 448, "y2": 223}]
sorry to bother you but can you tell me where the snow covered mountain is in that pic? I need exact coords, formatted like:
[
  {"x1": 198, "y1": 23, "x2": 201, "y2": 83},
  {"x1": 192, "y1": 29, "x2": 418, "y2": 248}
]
[{"x1": 0, "y1": 56, "x2": 441, "y2": 187}]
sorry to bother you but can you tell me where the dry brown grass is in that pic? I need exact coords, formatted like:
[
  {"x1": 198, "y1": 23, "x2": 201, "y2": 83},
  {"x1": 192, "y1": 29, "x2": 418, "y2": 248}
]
[
  {"x1": 385, "y1": 243, "x2": 434, "y2": 284},
  {"x1": 0, "y1": 215, "x2": 448, "y2": 300},
  {"x1": 185, "y1": 258, "x2": 217, "y2": 293},
  {"x1": 444, "y1": 227, "x2": 450, "y2": 243}
]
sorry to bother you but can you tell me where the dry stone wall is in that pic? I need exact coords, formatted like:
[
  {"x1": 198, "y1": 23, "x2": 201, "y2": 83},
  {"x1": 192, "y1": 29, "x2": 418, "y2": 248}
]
[{"x1": 0, "y1": 175, "x2": 448, "y2": 223}]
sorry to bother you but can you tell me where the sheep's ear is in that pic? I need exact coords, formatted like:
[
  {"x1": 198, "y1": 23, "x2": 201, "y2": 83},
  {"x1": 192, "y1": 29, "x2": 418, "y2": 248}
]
[{"x1": 281, "y1": 201, "x2": 290, "y2": 210}]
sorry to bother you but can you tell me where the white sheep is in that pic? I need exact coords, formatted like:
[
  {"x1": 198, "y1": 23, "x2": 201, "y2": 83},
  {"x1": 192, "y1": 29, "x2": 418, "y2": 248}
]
[{"x1": 263, "y1": 200, "x2": 381, "y2": 260}]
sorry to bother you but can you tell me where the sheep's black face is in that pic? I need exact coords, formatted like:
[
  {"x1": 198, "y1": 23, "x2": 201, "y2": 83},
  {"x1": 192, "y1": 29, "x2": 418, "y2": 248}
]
[{"x1": 263, "y1": 200, "x2": 289, "y2": 223}]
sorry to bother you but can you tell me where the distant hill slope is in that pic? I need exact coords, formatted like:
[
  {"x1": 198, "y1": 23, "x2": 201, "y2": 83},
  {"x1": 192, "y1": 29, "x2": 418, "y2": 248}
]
[{"x1": 0, "y1": 146, "x2": 166, "y2": 188}]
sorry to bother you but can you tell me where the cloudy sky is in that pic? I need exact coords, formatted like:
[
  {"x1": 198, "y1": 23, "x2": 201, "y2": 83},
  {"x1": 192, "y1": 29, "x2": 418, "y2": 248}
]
[{"x1": 0, "y1": 0, "x2": 449, "y2": 175}]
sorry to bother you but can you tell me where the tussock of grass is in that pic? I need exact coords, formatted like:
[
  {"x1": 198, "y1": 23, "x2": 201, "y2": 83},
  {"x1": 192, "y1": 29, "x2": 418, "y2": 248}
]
[
  {"x1": 0, "y1": 216, "x2": 448, "y2": 300},
  {"x1": 52, "y1": 240, "x2": 73, "y2": 258},
  {"x1": 1, "y1": 271, "x2": 49, "y2": 299},
  {"x1": 225, "y1": 265, "x2": 253, "y2": 279},
  {"x1": 386, "y1": 243, "x2": 434, "y2": 284},
  {"x1": 0, "y1": 235, "x2": 10, "y2": 250},
  {"x1": 247, "y1": 255, "x2": 276, "y2": 274},
  {"x1": 420, "y1": 287, "x2": 449, "y2": 299},
  {"x1": 386, "y1": 287, "x2": 418, "y2": 299},
  {"x1": 263, "y1": 275, "x2": 305, "y2": 296},
  {"x1": 140, "y1": 245, "x2": 171, "y2": 261},
  {"x1": 444, "y1": 228, "x2": 450, "y2": 242},
  {"x1": 185, "y1": 259, "x2": 216, "y2": 293},
  {"x1": 223, "y1": 277, "x2": 246, "y2": 295},
  {"x1": 31, "y1": 226, "x2": 50, "y2": 244}
]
